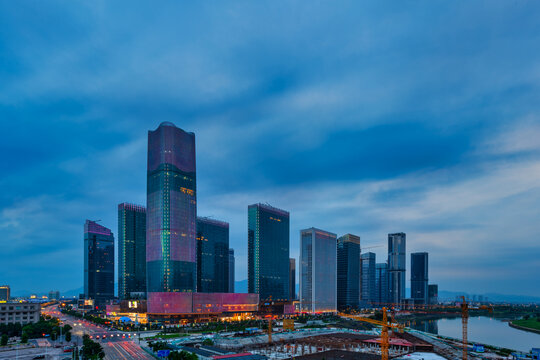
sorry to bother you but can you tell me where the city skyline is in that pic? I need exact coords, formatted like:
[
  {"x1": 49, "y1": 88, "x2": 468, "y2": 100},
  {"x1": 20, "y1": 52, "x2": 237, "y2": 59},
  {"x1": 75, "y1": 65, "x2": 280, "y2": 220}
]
[{"x1": 2, "y1": 2, "x2": 540, "y2": 298}]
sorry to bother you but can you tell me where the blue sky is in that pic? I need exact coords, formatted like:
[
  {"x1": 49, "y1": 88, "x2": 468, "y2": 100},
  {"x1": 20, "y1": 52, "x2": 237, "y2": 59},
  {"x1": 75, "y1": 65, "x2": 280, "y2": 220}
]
[{"x1": 1, "y1": 1, "x2": 540, "y2": 297}]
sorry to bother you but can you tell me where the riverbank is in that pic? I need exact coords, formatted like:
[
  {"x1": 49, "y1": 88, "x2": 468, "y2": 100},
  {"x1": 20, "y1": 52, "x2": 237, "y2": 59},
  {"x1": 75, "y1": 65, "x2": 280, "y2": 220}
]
[{"x1": 509, "y1": 321, "x2": 540, "y2": 335}]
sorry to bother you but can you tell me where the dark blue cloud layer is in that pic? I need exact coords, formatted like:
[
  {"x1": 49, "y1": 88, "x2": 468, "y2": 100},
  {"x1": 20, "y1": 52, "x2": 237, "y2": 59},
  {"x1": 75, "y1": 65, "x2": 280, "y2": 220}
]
[{"x1": 1, "y1": 1, "x2": 540, "y2": 296}]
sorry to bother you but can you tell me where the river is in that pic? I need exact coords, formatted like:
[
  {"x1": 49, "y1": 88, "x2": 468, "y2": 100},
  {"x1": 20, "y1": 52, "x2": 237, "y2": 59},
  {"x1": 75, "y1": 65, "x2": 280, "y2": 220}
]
[{"x1": 411, "y1": 316, "x2": 540, "y2": 353}]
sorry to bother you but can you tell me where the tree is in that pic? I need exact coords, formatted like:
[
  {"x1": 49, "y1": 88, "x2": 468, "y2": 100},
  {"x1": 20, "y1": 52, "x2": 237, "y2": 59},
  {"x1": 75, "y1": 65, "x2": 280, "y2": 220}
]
[
  {"x1": 1, "y1": 334, "x2": 8, "y2": 346},
  {"x1": 21, "y1": 332, "x2": 28, "y2": 344},
  {"x1": 168, "y1": 350, "x2": 198, "y2": 360},
  {"x1": 65, "y1": 331, "x2": 72, "y2": 342},
  {"x1": 63, "y1": 324, "x2": 73, "y2": 333},
  {"x1": 202, "y1": 338, "x2": 214, "y2": 346},
  {"x1": 82, "y1": 334, "x2": 105, "y2": 359}
]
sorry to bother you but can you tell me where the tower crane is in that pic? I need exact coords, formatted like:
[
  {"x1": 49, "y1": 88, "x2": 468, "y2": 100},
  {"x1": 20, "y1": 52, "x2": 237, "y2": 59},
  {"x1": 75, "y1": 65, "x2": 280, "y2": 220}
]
[{"x1": 339, "y1": 307, "x2": 404, "y2": 360}]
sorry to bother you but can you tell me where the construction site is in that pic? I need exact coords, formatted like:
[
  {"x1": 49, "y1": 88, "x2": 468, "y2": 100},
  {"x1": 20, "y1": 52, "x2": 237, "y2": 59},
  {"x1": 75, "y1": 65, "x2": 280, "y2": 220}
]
[{"x1": 163, "y1": 298, "x2": 512, "y2": 360}]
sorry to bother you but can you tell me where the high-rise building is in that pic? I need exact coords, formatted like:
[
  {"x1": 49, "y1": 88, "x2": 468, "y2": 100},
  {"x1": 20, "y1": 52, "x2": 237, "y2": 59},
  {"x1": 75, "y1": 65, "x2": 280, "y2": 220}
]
[
  {"x1": 0, "y1": 286, "x2": 10, "y2": 301},
  {"x1": 48, "y1": 290, "x2": 60, "y2": 301},
  {"x1": 361, "y1": 252, "x2": 376, "y2": 305},
  {"x1": 388, "y1": 232, "x2": 406, "y2": 304},
  {"x1": 337, "y1": 234, "x2": 360, "y2": 309},
  {"x1": 146, "y1": 122, "x2": 197, "y2": 295},
  {"x1": 300, "y1": 228, "x2": 337, "y2": 313},
  {"x1": 197, "y1": 217, "x2": 230, "y2": 293},
  {"x1": 428, "y1": 284, "x2": 438, "y2": 305},
  {"x1": 375, "y1": 263, "x2": 389, "y2": 305},
  {"x1": 289, "y1": 258, "x2": 296, "y2": 300},
  {"x1": 411, "y1": 252, "x2": 429, "y2": 304},
  {"x1": 248, "y1": 203, "x2": 290, "y2": 301},
  {"x1": 229, "y1": 249, "x2": 235, "y2": 293},
  {"x1": 118, "y1": 203, "x2": 147, "y2": 299},
  {"x1": 84, "y1": 220, "x2": 114, "y2": 308}
]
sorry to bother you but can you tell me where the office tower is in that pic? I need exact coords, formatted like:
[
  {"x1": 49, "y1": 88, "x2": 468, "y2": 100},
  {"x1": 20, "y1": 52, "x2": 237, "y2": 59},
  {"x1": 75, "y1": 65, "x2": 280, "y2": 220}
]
[
  {"x1": 48, "y1": 290, "x2": 60, "y2": 300},
  {"x1": 147, "y1": 122, "x2": 197, "y2": 294},
  {"x1": 428, "y1": 284, "x2": 438, "y2": 305},
  {"x1": 388, "y1": 232, "x2": 406, "y2": 304},
  {"x1": 361, "y1": 252, "x2": 376, "y2": 305},
  {"x1": 84, "y1": 220, "x2": 114, "y2": 308},
  {"x1": 118, "y1": 203, "x2": 147, "y2": 299},
  {"x1": 229, "y1": 249, "x2": 235, "y2": 293},
  {"x1": 411, "y1": 252, "x2": 429, "y2": 304},
  {"x1": 0, "y1": 286, "x2": 9, "y2": 301},
  {"x1": 375, "y1": 263, "x2": 389, "y2": 305},
  {"x1": 300, "y1": 228, "x2": 337, "y2": 313},
  {"x1": 289, "y1": 258, "x2": 296, "y2": 300},
  {"x1": 337, "y1": 234, "x2": 360, "y2": 309},
  {"x1": 197, "y1": 217, "x2": 230, "y2": 293},
  {"x1": 248, "y1": 203, "x2": 290, "y2": 301}
]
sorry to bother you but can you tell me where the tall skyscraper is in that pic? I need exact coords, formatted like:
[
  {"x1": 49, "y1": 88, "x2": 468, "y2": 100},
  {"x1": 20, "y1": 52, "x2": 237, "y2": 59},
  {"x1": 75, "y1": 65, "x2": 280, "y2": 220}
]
[
  {"x1": 300, "y1": 228, "x2": 337, "y2": 313},
  {"x1": 428, "y1": 284, "x2": 438, "y2": 305},
  {"x1": 146, "y1": 122, "x2": 197, "y2": 295},
  {"x1": 289, "y1": 258, "x2": 296, "y2": 300},
  {"x1": 84, "y1": 220, "x2": 114, "y2": 308},
  {"x1": 229, "y1": 249, "x2": 235, "y2": 293},
  {"x1": 48, "y1": 290, "x2": 60, "y2": 301},
  {"x1": 0, "y1": 286, "x2": 10, "y2": 301},
  {"x1": 196, "y1": 217, "x2": 229, "y2": 293},
  {"x1": 118, "y1": 203, "x2": 147, "y2": 299},
  {"x1": 337, "y1": 234, "x2": 360, "y2": 309},
  {"x1": 361, "y1": 252, "x2": 376, "y2": 305},
  {"x1": 248, "y1": 203, "x2": 290, "y2": 301},
  {"x1": 411, "y1": 252, "x2": 429, "y2": 304},
  {"x1": 388, "y1": 232, "x2": 406, "y2": 304},
  {"x1": 375, "y1": 263, "x2": 389, "y2": 305}
]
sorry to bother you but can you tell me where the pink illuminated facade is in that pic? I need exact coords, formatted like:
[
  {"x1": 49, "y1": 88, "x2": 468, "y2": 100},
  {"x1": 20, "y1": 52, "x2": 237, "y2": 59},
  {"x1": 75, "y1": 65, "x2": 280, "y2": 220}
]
[{"x1": 147, "y1": 292, "x2": 259, "y2": 315}]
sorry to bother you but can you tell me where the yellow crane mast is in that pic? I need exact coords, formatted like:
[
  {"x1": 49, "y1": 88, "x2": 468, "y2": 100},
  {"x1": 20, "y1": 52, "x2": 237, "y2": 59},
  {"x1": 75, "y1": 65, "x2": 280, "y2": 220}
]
[{"x1": 339, "y1": 307, "x2": 404, "y2": 360}]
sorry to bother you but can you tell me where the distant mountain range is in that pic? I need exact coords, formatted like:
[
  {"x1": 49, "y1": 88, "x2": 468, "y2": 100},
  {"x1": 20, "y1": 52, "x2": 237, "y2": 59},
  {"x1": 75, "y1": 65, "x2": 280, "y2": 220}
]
[{"x1": 11, "y1": 281, "x2": 540, "y2": 304}]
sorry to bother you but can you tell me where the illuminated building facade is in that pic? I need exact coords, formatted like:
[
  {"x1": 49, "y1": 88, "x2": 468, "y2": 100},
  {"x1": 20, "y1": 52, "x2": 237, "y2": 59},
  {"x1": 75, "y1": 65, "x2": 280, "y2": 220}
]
[
  {"x1": 229, "y1": 249, "x2": 235, "y2": 293},
  {"x1": 147, "y1": 292, "x2": 259, "y2": 315},
  {"x1": 388, "y1": 232, "x2": 406, "y2": 305},
  {"x1": 118, "y1": 203, "x2": 147, "y2": 299},
  {"x1": 361, "y1": 252, "x2": 376, "y2": 305},
  {"x1": 375, "y1": 263, "x2": 389, "y2": 305},
  {"x1": 248, "y1": 203, "x2": 290, "y2": 301},
  {"x1": 411, "y1": 252, "x2": 429, "y2": 304},
  {"x1": 197, "y1": 217, "x2": 229, "y2": 293},
  {"x1": 337, "y1": 234, "x2": 360, "y2": 309},
  {"x1": 300, "y1": 228, "x2": 337, "y2": 313},
  {"x1": 84, "y1": 220, "x2": 114, "y2": 308},
  {"x1": 146, "y1": 122, "x2": 197, "y2": 297},
  {"x1": 0, "y1": 286, "x2": 9, "y2": 302}
]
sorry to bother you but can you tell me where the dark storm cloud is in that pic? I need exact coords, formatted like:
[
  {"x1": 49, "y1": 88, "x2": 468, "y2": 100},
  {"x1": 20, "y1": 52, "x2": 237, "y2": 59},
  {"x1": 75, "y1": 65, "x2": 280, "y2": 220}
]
[{"x1": 1, "y1": 0, "x2": 540, "y2": 296}]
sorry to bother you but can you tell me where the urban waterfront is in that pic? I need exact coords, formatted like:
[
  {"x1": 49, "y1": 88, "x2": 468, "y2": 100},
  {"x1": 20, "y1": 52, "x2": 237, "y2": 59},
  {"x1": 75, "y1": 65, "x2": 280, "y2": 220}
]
[{"x1": 414, "y1": 316, "x2": 540, "y2": 352}]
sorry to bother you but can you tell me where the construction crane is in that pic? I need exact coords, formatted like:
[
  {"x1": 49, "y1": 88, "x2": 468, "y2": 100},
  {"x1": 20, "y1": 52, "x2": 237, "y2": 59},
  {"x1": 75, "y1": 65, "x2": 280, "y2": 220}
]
[
  {"x1": 340, "y1": 307, "x2": 404, "y2": 360},
  {"x1": 460, "y1": 296, "x2": 493, "y2": 360}
]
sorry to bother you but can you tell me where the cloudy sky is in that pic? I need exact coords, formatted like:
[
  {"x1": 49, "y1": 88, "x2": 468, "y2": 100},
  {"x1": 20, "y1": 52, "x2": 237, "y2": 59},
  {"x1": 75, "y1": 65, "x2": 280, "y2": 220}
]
[{"x1": 1, "y1": 1, "x2": 540, "y2": 297}]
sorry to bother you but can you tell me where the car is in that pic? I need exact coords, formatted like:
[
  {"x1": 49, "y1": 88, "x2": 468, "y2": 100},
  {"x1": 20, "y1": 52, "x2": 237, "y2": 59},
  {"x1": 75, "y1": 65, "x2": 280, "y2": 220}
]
[{"x1": 32, "y1": 356, "x2": 45, "y2": 360}]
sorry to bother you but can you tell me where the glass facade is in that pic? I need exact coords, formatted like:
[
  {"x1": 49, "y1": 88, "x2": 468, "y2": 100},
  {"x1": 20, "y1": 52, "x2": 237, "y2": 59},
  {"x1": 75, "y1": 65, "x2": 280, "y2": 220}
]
[
  {"x1": 375, "y1": 263, "x2": 389, "y2": 305},
  {"x1": 411, "y1": 252, "x2": 429, "y2": 304},
  {"x1": 428, "y1": 284, "x2": 438, "y2": 305},
  {"x1": 147, "y1": 122, "x2": 197, "y2": 295},
  {"x1": 388, "y1": 232, "x2": 406, "y2": 304},
  {"x1": 300, "y1": 228, "x2": 337, "y2": 313},
  {"x1": 289, "y1": 258, "x2": 296, "y2": 300},
  {"x1": 196, "y1": 217, "x2": 230, "y2": 293},
  {"x1": 118, "y1": 203, "x2": 146, "y2": 299},
  {"x1": 247, "y1": 203, "x2": 290, "y2": 301},
  {"x1": 229, "y1": 249, "x2": 235, "y2": 293},
  {"x1": 337, "y1": 234, "x2": 360, "y2": 310},
  {"x1": 84, "y1": 220, "x2": 114, "y2": 308},
  {"x1": 361, "y1": 252, "x2": 376, "y2": 305}
]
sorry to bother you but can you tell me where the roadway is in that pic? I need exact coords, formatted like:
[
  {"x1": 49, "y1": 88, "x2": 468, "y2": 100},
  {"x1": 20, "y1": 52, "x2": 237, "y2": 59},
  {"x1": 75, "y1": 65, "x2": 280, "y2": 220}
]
[{"x1": 42, "y1": 305, "x2": 155, "y2": 360}]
